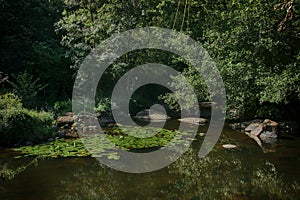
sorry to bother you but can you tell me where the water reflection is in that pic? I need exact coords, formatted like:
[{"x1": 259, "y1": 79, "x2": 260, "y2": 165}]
[
  {"x1": 0, "y1": 125, "x2": 300, "y2": 199},
  {"x1": 54, "y1": 148, "x2": 300, "y2": 200}
]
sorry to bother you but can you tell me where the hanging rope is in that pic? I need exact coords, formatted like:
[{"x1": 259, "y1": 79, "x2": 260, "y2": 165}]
[
  {"x1": 186, "y1": 0, "x2": 191, "y2": 31},
  {"x1": 172, "y1": 0, "x2": 181, "y2": 30},
  {"x1": 180, "y1": 0, "x2": 188, "y2": 31}
]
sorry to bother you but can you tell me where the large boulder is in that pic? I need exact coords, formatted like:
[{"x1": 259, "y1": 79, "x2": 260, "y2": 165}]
[
  {"x1": 244, "y1": 119, "x2": 279, "y2": 152},
  {"x1": 245, "y1": 123, "x2": 264, "y2": 136},
  {"x1": 245, "y1": 119, "x2": 278, "y2": 139}
]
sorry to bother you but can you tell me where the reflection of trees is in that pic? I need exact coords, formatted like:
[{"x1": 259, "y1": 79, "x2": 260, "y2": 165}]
[
  {"x1": 56, "y1": 163, "x2": 120, "y2": 200},
  {"x1": 55, "y1": 149, "x2": 300, "y2": 200},
  {"x1": 0, "y1": 158, "x2": 38, "y2": 181},
  {"x1": 165, "y1": 149, "x2": 300, "y2": 200},
  {"x1": 56, "y1": 160, "x2": 172, "y2": 200}
]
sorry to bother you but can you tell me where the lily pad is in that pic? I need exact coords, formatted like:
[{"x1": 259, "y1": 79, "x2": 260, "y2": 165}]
[{"x1": 12, "y1": 127, "x2": 192, "y2": 159}]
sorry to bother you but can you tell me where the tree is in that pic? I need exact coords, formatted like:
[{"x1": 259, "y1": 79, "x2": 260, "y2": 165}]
[
  {"x1": 200, "y1": 0, "x2": 300, "y2": 119},
  {"x1": 0, "y1": 0, "x2": 74, "y2": 106},
  {"x1": 56, "y1": 0, "x2": 300, "y2": 119}
]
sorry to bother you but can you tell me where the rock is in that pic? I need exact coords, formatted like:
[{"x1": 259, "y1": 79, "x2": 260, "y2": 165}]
[
  {"x1": 56, "y1": 115, "x2": 75, "y2": 127},
  {"x1": 261, "y1": 119, "x2": 278, "y2": 138},
  {"x1": 48, "y1": 138, "x2": 54, "y2": 142},
  {"x1": 65, "y1": 112, "x2": 74, "y2": 116},
  {"x1": 260, "y1": 133, "x2": 277, "y2": 144},
  {"x1": 245, "y1": 123, "x2": 263, "y2": 136},
  {"x1": 200, "y1": 102, "x2": 218, "y2": 108},
  {"x1": 222, "y1": 144, "x2": 237, "y2": 149},
  {"x1": 230, "y1": 119, "x2": 262, "y2": 131},
  {"x1": 263, "y1": 119, "x2": 278, "y2": 128},
  {"x1": 135, "y1": 109, "x2": 170, "y2": 122},
  {"x1": 178, "y1": 117, "x2": 208, "y2": 125},
  {"x1": 244, "y1": 119, "x2": 279, "y2": 152},
  {"x1": 245, "y1": 119, "x2": 278, "y2": 139},
  {"x1": 245, "y1": 123, "x2": 260, "y2": 132}
]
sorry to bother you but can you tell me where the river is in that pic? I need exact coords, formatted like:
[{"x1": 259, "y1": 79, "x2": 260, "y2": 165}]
[{"x1": 0, "y1": 122, "x2": 299, "y2": 199}]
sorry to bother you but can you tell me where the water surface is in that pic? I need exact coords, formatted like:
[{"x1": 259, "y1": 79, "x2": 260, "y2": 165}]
[{"x1": 0, "y1": 123, "x2": 299, "y2": 199}]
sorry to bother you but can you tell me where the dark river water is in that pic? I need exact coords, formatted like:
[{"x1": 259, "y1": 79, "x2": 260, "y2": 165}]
[{"x1": 0, "y1": 122, "x2": 299, "y2": 200}]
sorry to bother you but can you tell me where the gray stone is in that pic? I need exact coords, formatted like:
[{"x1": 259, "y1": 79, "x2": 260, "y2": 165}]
[
  {"x1": 135, "y1": 109, "x2": 170, "y2": 122},
  {"x1": 248, "y1": 125, "x2": 263, "y2": 136},
  {"x1": 178, "y1": 117, "x2": 208, "y2": 125},
  {"x1": 243, "y1": 119, "x2": 279, "y2": 151},
  {"x1": 245, "y1": 123, "x2": 261, "y2": 132},
  {"x1": 222, "y1": 144, "x2": 237, "y2": 149}
]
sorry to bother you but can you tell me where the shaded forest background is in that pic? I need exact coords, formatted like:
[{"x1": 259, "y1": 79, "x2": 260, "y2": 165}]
[{"x1": 0, "y1": 0, "x2": 299, "y2": 121}]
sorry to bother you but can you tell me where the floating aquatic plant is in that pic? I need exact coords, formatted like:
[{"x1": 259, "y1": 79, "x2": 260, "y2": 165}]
[
  {"x1": 12, "y1": 127, "x2": 194, "y2": 159},
  {"x1": 13, "y1": 139, "x2": 91, "y2": 159}
]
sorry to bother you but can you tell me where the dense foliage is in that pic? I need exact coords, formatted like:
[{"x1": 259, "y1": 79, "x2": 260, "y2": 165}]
[
  {"x1": 0, "y1": 0, "x2": 299, "y2": 130},
  {"x1": 0, "y1": 2, "x2": 299, "y2": 199},
  {"x1": 0, "y1": 0, "x2": 74, "y2": 106},
  {"x1": 0, "y1": 93, "x2": 54, "y2": 146},
  {"x1": 55, "y1": 0, "x2": 299, "y2": 120}
]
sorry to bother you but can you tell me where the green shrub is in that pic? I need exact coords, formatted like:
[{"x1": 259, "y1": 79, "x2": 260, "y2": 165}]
[
  {"x1": 0, "y1": 93, "x2": 54, "y2": 146},
  {"x1": 95, "y1": 98, "x2": 110, "y2": 113},
  {"x1": 0, "y1": 93, "x2": 22, "y2": 110}
]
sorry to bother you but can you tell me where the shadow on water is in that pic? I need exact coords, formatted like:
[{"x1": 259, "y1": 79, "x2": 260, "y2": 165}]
[{"x1": 0, "y1": 122, "x2": 300, "y2": 199}]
